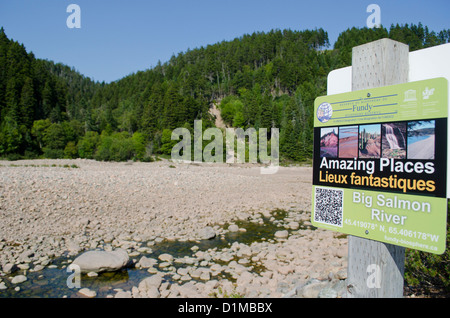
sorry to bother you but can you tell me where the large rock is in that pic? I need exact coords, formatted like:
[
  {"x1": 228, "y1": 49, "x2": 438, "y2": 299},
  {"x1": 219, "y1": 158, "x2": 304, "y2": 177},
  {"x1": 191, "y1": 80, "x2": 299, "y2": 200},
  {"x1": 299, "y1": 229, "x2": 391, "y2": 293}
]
[
  {"x1": 72, "y1": 248, "x2": 129, "y2": 273},
  {"x1": 199, "y1": 226, "x2": 216, "y2": 240},
  {"x1": 3, "y1": 263, "x2": 18, "y2": 274},
  {"x1": 138, "y1": 274, "x2": 163, "y2": 293}
]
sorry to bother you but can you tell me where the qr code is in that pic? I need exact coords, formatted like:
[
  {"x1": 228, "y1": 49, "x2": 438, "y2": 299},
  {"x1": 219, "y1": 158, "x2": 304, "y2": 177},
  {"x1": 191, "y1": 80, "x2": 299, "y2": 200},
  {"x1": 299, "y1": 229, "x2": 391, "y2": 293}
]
[{"x1": 314, "y1": 187, "x2": 344, "y2": 227}]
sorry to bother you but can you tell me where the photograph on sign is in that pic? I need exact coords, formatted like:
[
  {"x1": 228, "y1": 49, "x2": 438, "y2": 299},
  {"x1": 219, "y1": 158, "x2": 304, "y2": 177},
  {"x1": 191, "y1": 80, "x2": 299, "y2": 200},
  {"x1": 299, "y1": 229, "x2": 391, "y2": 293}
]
[{"x1": 312, "y1": 78, "x2": 448, "y2": 254}]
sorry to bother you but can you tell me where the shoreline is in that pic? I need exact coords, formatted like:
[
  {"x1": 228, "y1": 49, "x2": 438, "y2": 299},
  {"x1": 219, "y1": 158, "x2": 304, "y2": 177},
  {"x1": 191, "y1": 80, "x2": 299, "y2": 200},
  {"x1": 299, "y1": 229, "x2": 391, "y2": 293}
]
[{"x1": 407, "y1": 135, "x2": 435, "y2": 159}]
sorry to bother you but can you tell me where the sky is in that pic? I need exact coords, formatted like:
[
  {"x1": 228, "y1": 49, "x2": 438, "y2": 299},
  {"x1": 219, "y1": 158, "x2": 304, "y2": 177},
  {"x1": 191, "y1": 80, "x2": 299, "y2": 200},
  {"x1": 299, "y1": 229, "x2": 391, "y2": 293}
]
[
  {"x1": 0, "y1": 0, "x2": 449, "y2": 83},
  {"x1": 360, "y1": 124, "x2": 381, "y2": 135}
]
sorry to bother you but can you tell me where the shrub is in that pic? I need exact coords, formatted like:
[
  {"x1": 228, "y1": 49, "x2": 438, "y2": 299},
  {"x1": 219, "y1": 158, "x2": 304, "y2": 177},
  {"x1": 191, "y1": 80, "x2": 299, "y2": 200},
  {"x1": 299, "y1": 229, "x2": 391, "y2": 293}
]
[
  {"x1": 77, "y1": 131, "x2": 100, "y2": 159},
  {"x1": 159, "y1": 129, "x2": 177, "y2": 156},
  {"x1": 132, "y1": 132, "x2": 147, "y2": 160},
  {"x1": 42, "y1": 147, "x2": 64, "y2": 159},
  {"x1": 94, "y1": 131, "x2": 134, "y2": 161},
  {"x1": 64, "y1": 141, "x2": 78, "y2": 159}
]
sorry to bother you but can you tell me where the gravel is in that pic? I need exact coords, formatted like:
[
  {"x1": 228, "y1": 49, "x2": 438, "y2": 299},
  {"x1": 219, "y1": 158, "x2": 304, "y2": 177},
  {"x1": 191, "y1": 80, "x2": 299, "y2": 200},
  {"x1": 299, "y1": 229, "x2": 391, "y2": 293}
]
[{"x1": 0, "y1": 159, "x2": 348, "y2": 298}]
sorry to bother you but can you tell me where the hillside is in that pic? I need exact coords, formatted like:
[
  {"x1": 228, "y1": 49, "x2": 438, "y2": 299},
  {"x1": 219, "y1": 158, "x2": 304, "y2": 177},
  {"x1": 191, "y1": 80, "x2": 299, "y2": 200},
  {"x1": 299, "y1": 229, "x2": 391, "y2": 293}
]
[{"x1": 0, "y1": 24, "x2": 449, "y2": 162}]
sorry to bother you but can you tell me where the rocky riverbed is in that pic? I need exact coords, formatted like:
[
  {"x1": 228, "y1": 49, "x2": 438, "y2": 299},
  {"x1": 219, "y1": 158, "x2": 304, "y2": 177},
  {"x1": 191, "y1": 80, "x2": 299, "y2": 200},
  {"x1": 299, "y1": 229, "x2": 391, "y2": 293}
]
[{"x1": 0, "y1": 159, "x2": 348, "y2": 298}]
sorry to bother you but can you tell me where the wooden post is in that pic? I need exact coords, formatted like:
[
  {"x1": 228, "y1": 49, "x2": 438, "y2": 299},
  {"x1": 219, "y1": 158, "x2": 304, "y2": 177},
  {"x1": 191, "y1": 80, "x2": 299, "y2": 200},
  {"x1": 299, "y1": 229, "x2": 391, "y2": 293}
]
[{"x1": 346, "y1": 38, "x2": 409, "y2": 298}]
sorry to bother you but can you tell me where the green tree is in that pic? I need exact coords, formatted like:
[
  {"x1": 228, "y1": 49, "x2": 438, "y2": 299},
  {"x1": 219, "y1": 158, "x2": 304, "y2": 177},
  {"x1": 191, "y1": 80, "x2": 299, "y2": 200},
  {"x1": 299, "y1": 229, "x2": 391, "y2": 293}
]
[
  {"x1": 163, "y1": 83, "x2": 184, "y2": 129},
  {"x1": 64, "y1": 141, "x2": 78, "y2": 159},
  {"x1": 259, "y1": 92, "x2": 273, "y2": 131},
  {"x1": 77, "y1": 131, "x2": 100, "y2": 159},
  {"x1": 42, "y1": 123, "x2": 66, "y2": 158},
  {"x1": 109, "y1": 132, "x2": 134, "y2": 161},
  {"x1": 132, "y1": 131, "x2": 147, "y2": 160},
  {"x1": 233, "y1": 111, "x2": 245, "y2": 128},
  {"x1": 160, "y1": 128, "x2": 177, "y2": 155},
  {"x1": 19, "y1": 77, "x2": 36, "y2": 128},
  {"x1": 41, "y1": 80, "x2": 55, "y2": 118},
  {"x1": 94, "y1": 133, "x2": 113, "y2": 161},
  {"x1": 31, "y1": 119, "x2": 51, "y2": 151},
  {"x1": 0, "y1": 116, "x2": 22, "y2": 156},
  {"x1": 219, "y1": 96, "x2": 244, "y2": 126}
]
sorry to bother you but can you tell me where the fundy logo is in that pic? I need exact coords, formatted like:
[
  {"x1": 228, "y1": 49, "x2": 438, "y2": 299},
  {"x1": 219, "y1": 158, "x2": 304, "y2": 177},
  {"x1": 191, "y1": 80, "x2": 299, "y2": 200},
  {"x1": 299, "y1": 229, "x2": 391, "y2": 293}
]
[{"x1": 171, "y1": 120, "x2": 279, "y2": 174}]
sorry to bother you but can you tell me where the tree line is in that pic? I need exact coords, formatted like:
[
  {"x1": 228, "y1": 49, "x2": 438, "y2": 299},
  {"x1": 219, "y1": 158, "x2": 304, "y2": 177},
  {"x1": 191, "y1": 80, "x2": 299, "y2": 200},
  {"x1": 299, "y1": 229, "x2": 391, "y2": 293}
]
[{"x1": 1, "y1": 23, "x2": 449, "y2": 162}]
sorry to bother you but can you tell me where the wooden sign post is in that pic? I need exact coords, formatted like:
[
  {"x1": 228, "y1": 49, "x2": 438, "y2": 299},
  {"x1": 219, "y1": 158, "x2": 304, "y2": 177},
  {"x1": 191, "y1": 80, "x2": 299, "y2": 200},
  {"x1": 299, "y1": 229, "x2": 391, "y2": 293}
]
[{"x1": 346, "y1": 39, "x2": 409, "y2": 298}]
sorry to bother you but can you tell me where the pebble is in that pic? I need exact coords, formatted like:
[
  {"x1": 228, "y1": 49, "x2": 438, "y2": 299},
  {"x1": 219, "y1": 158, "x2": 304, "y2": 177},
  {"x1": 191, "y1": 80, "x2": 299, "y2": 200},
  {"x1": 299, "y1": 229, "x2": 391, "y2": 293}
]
[
  {"x1": 287, "y1": 221, "x2": 300, "y2": 230},
  {"x1": 11, "y1": 275, "x2": 27, "y2": 284},
  {"x1": 137, "y1": 256, "x2": 157, "y2": 269},
  {"x1": 17, "y1": 264, "x2": 30, "y2": 270},
  {"x1": 115, "y1": 290, "x2": 132, "y2": 298},
  {"x1": 158, "y1": 262, "x2": 171, "y2": 268},
  {"x1": 32, "y1": 265, "x2": 45, "y2": 272},
  {"x1": 274, "y1": 230, "x2": 289, "y2": 239},
  {"x1": 180, "y1": 275, "x2": 191, "y2": 282},
  {"x1": 200, "y1": 271, "x2": 211, "y2": 281},
  {"x1": 158, "y1": 253, "x2": 173, "y2": 262},
  {"x1": 78, "y1": 288, "x2": 97, "y2": 298}
]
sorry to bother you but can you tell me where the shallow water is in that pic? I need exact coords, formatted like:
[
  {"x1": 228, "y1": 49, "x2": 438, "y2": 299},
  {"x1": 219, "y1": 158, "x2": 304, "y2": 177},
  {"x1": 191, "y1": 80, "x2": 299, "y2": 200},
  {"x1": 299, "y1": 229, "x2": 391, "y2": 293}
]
[{"x1": 0, "y1": 209, "x2": 313, "y2": 298}]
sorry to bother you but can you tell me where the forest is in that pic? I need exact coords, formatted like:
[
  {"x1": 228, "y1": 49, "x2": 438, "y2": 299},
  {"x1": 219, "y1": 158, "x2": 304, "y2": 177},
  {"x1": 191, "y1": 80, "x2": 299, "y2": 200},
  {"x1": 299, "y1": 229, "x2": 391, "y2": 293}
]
[{"x1": 1, "y1": 23, "x2": 450, "y2": 162}]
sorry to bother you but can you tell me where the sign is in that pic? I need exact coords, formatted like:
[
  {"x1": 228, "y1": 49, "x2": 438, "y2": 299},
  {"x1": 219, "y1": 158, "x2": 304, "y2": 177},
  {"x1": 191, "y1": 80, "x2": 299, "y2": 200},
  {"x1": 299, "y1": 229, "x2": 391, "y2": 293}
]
[{"x1": 312, "y1": 77, "x2": 448, "y2": 254}]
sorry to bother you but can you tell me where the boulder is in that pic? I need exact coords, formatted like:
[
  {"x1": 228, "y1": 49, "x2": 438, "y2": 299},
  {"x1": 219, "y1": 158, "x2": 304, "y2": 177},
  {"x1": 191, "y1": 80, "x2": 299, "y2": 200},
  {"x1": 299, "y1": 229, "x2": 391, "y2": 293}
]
[
  {"x1": 199, "y1": 226, "x2": 216, "y2": 240},
  {"x1": 72, "y1": 248, "x2": 129, "y2": 273},
  {"x1": 138, "y1": 274, "x2": 163, "y2": 292},
  {"x1": 3, "y1": 263, "x2": 18, "y2": 274}
]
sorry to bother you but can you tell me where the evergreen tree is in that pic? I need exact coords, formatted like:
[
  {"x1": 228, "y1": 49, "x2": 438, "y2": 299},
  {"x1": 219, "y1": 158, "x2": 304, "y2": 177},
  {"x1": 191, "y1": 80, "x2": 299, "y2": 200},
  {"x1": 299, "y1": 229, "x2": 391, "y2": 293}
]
[{"x1": 19, "y1": 77, "x2": 36, "y2": 127}]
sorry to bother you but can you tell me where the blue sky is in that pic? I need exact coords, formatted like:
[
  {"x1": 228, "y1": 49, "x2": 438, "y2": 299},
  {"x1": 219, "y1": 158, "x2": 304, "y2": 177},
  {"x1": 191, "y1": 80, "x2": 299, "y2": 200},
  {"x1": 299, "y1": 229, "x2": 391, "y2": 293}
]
[{"x1": 1, "y1": 0, "x2": 449, "y2": 83}]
